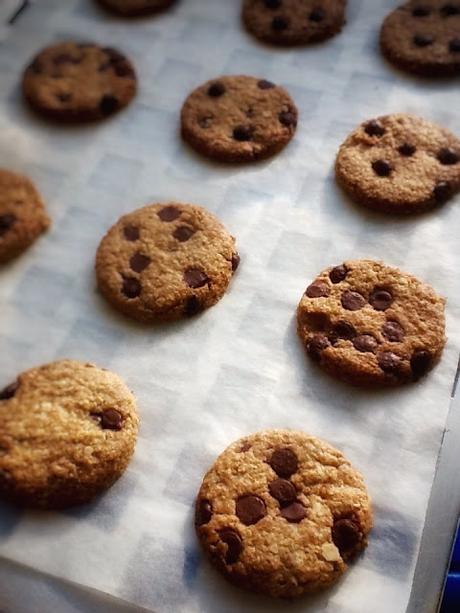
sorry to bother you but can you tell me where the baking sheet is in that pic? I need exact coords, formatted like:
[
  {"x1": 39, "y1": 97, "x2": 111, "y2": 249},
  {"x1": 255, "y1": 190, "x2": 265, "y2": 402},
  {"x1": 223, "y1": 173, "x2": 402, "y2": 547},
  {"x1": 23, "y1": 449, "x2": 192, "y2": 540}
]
[{"x1": 0, "y1": 0, "x2": 460, "y2": 611}]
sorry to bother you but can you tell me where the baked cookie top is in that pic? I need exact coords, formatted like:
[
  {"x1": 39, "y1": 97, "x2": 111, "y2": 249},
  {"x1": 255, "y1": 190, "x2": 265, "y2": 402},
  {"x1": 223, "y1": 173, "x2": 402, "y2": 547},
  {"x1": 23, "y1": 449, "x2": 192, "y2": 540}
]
[
  {"x1": 0, "y1": 360, "x2": 139, "y2": 509},
  {"x1": 181, "y1": 75, "x2": 298, "y2": 162},
  {"x1": 96, "y1": 202, "x2": 239, "y2": 322},
  {"x1": 242, "y1": 0, "x2": 347, "y2": 46},
  {"x1": 335, "y1": 113, "x2": 460, "y2": 214},
  {"x1": 380, "y1": 1, "x2": 460, "y2": 76},
  {"x1": 22, "y1": 42, "x2": 137, "y2": 121},
  {"x1": 0, "y1": 168, "x2": 50, "y2": 263},
  {"x1": 297, "y1": 259, "x2": 446, "y2": 387},
  {"x1": 96, "y1": 0, "x2": 176, "y2": 16},
  {"x1": 195, "y1": 429, "x2": 372, "y2": 598}
]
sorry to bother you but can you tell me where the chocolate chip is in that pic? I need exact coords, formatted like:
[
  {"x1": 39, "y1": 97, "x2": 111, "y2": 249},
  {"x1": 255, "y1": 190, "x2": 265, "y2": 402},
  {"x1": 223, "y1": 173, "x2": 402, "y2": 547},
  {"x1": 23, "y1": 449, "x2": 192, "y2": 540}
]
[
  {"x1": 280, "y1": 501, "x2": 306, "y2": 523},
  {"x1": 130, "y1": 253, "x2": 151, "y2": 273},
  {"x1": 233, "y1": 125, "x2": 252, "y2": 142},
  {"x1": 398, "y1": 143, "x2": 416, "y2": 157},
  {"x1": 372, "y1": 159, "x2": 393, "y2": 177},
  {"x1": 449, "y1": 35, "x2": 460, "y2": 49},
  {"x1": 56, "y1": 92, "x2": 71, "y2": 102},
  {"x1": 236, "y1": 495, "x2": 267, "y2": 525},
  {"x1": 441, "y1": 4, "x2": 460, "y2": 17},
  {"x1": 307, "y1": 334, "x2": 330, "y2": 361},
  {"x1": 437, "y1": 147, "x2": 459, "y2": 165},
  {"x1": 103, "y1": 47, "x2": 125, "y2": 63},
  {"x1": 184, "y1": 268, "x2": 208, "y2": 288},
  {"x1": 309, "y1": 8, "x2": 325, "y2": 22},
  {"x1": 258, "y1": 79, "x2": 275, "y2": 89},
  {"x1": 341, "y1": 290, "x2": 366, "y2": 311},
  {"x1": 305, "y1": 281, "x2": 330, "y2": 298},
  {"x1": 184, "y1": 296, "x2": 201, "y2": 317},
  {"x1": 195, "y1": 498, "x2": 212, "y2": 526},
  {"x1": 239, "y1": 441, "x2": 251, "y2": 452},
  {"x1": 378, "y1": 351, "x2": 403, "y2": 374},
  {"x1": 0, "y1": 381, "x2": 19, "y2": 400},
  {"x1": 0, "y1": 214, "x2": 16, "y2": 237},
  {"x1": 123, "y1": 225, "x2": 139, "y2": 241},
  {"x1": 173, "y1": 226, "x2": 195, "y2": 242},
  {"x1": 364, "y1": 120, "x2": 385, "y2": 137},
  {"x1": 158, "y1": 205, "x2": 180, "y2": 222},
  {"x1": 272, "y1": 16, "x2": 289, "y2": 31},
  {"x1": 264, "y1": 0, "x2": 281, "y2": 7},
  {"x1": 329, "y1": 265, "x2": 348, "y2": 284},
  {"x1": 369, "y1": 288, "x2": 393, "y2": 311},
  {"x1": 207, "y1": 82, "x2": 225, "y2": 97},
  {"x1": 114, "y1": 63, "x2": 135, "y2": 78},
  {"x1": 353, "y1": 334, "x2": 378, "y2": 353},
  {"x1": 28, "y1": 59, "x2": 42, "y2": 74},
  {"x1": 99, "y1": 94, "x2": 119, "y2": 115},
  {"x1": 332, "y1": 518, "x2": 362, "y2": 558},
  {"x1": 331, "y1": 321, "x2": 356, "y2": 341},
  {"x1": 434, "y1": 181, "x2": 452, "y2": 203},
  {"x1": 279, "y1": 111, "x2": 297, "y2": 128},
  {"x1": 269, "y1": 479, "x2": 297, "y2": 506},
  {"x1": 410, "y1": 350, "x2": 432, "y2": 380},
  {"x1": 382, "y1": 320, "x2": 405, "y2": 342},
  {"x1": 122, "y1": 277, "x2": 141, "y2": 298},
  {"x1": 269, "y1": 447, "x2": 298, "y2": 478},
  {"x1": 0, "y1": 469, "x2": 14, "y2": 493},
  {"x1": 413, "y1": 34, "x2": 434, "y2": 47},
  {"x1": 412, "y1": 6, "x2": 431, "y2": 16},
  {"x1": 218, "y1": 528, "x2": 242, "y2": 564},
  {"x1": 231, "y1": 253, "x2": 240, "y2": 272},
  {"x1": 100, "y1": 408, "x2": 123, "y2": 430},
  {"x1": 303, "y1": 312, "x2": 329, "y2": 331}
]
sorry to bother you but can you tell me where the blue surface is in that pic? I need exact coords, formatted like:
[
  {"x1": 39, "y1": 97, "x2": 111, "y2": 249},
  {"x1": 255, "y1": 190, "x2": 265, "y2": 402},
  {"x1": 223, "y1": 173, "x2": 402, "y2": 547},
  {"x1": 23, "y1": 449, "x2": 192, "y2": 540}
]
[{"x1": 441, "y1": 523, "x2": 460, "y2": 612}]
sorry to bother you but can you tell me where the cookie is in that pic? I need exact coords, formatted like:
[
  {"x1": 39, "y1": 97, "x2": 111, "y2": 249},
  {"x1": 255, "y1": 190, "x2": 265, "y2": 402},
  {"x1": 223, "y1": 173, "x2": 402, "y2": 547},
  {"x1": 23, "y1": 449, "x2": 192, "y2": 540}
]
[
  {"x1": 380, "y1": 1, "x2": 460, "y2": 76},
  {"x1": 335, "y1": 113, "x2": 460, "y2": 214},
  {"x1": 0, "y1": 360, "x2": 139, "y2": 509},
  {"x1": 0, "y1": 168, "x2": 50, "y2": 263},
  {"x1": 297, "y1": 259, "x2": 446, "y2": 387},
  {"x1": 96, "y1": 0, "x2": 176, "y2": 17},
  {"x1": 96, "y1": 202, "x2": 239, "y2": 322},
  {"x1": 181, "y1": 75, "x2": 298, "y2": 163},
  {"x1": 195, "y1": 429, "x2": 372, "y2": 598},
  {"x1": 242, "y1": 0, "x2": 347, "y2": 46},
  {"x1": 22, "y1": 42, "x2": 137, "y2": 122}
]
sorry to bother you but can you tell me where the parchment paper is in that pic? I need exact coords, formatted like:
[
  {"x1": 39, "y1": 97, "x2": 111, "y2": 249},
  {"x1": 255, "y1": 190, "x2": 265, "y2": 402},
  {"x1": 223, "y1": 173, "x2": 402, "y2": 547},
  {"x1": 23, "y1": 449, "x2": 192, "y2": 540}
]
[{"x1": 0, "y1": 1, "x2": 459, "y2": 611}]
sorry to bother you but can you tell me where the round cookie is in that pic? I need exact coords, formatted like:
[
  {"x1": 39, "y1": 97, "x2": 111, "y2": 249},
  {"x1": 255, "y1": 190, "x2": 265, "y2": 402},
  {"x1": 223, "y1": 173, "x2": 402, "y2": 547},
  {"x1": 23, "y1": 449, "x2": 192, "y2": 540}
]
[
  {"x1": 96, "y1": 202, "x2": 239, "y2": 322},
  {"x1": 242, "y1": 0, "x2": 347, "y2": 46},
  {"x1": 297, "y1": 260, "x2": 446, "y2": 387},
  {"x1": 0, "y1": 168, "x2": 50, "y2": 263},
  {"x1": 96, "y1": 0, "x2": 176, "y2": 17},
  {"x1": 0, "y1": 360, "x2": 139, "y2": 509},
  {"x1": 195, "y1": 429, "x2": 372, "y2": 598},
  {"x1": 22, "y1": 42, "x2": 137, "y2": 122},
  {"x1": 380, "y1": 1, "x2": 460, "y2": 77},
  {"x1": 181, "y1": 75, "x2": 298, "y2": 163},
  {"x1": 335, "y1": 113, "x2": 460, "y2": 214}
]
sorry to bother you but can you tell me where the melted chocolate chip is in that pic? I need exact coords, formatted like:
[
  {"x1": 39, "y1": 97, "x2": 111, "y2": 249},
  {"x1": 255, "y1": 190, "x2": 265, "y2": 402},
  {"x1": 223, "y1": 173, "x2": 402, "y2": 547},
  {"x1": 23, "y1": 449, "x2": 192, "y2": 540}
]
[
  {"x1": 449, "y1": 38, "x2": 460, "y2": 52},
  {"x1": 269, "y1": 447, "x2": 298, "y2": 478},
  {"x1": 0, "y1": 214, "x2": 16, "y2": 237},
  {"x1": 123, "y1": 225, "x2": 139, "y2": 241},
  {"x1": 0, "y1": 381, "x2": 19, "y2": 400},
  {"x1": 279, "y1": 111, "x2": 297, "y2": 127},
  {"x1": 158, "y1": 205, "x2": 180, "y2": 222},
  {"x1": 272, "y1": 16, "x2": 289, "y2": 31},
  {"x1": 382, "y1": 320, "x2": 405, "y2": 342},
  {"x1": 208, "y1": 82, "x2": 225, "y2": 97},
  {"x1": 218, "y1": 528, "x2": 242, "y2": 564},
  {"x1": 236, "y1": 495, "x2": 267, "y2": 525},
  {"x1": 173, "y1": 226, "x2": 195, "y2": 242},
  {"x1": 233, "y1": 125, "x2": 253, "y2": 142},
  {"x1": 309, "y1": 8, "x2": 325, "y2": 22},
  {"x1": 412, "y1": 6, "x2": 431, "y2": 16},
  {"x1": 184, "y1": 268, "x2": 208, "y2": 288},
  {"x1": 364, "y1": 120, "x2": 385, "y2": 137},
  {"x1": 122, "y1": 277, "x2": 141, "y2": 299},
  {"x1": 441, "y1": 4, "x2": 460, "y2": 17},
  {"x1": 258, "y1": 79, "x2": 275, "y2": 89},
  {"x1": 231, "y1": 253, "x2": 240, "y2": 272},
  {"x1": 56, "y1": 92, "x2": 72, "y2": 102},
  {"x1": 434, "y1": 181, "x2": 451, "y2": 203},
  {"x1": 369, "y1": 289, "x2": 393, "y2": 311},
  {"x1": 378, "y1": 351, "x2": 403, "y2": 374},
  {"x1": 437, "y1": 147, "x2": 459, "y2": 165},
  {"x1": 398, "y1": 143, "x2": 416, "y2": 157},
  {"x1": 305, "y1": 281, "x2": 330, "y2": 298},
  {"x1": 410, "y1": 350, "x2": 432, "y2": 380},
  {"x1": 341, "y1": 290, "x2": 366, "y2": 311},
  {"x1": 195, "y1": 498, "x2": 212, "y2": 526},
  {"x1": 264, "y1": 0, "x2": 281, "y2": 7},
  {"x1": 331, "y1": 321, "x2": 356, "y2": 341},
  {"x1": 130, "y1": 253, "x2": 151, "y2": 273},
  {"x1": 353, "y1": 334, "x2": 378, "y2": 353},
  {"x1": 329, "y1": 265, "x2": 348, "y2": 284},
  {"x1": 372, "y1": 159, "x2": 393, "y2": 177},
  {"x1": 280, "y1": 501, "x2": 306, "y2": 523},
  {"x1": 413, "y1": 34, "x2": 434, "y2": 47},
  {"x1": 269, "y1": 479, "x2": 297, "y2": 506},
  {"x1": 184, "y1": 296, "x2": 201, "y2": 317},
  {"x1": 100, "y1": 408, "x2": 123, "y2": 430},
  {"x1": 99, "y1": 95, "x2": 119, "y2": 115},
  {"x1": 332, "y1": 517, "x2": 362, "y2": 558},
  {"x1": 307, "y1": 334, "x2": 330, "y2": 361}
]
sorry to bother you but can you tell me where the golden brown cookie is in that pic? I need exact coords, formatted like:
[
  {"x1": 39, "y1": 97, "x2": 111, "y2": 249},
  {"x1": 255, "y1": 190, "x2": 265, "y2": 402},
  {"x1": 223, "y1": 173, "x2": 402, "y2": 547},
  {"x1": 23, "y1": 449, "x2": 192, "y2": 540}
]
[
  {"x1": 297, "y1": 260, "x2": 446, "y2": 387},
  {"x1": 0, "y1": 360, "x2": 139, "y2": 509},
  {"x1": 96, "y1": 202, "x2": 239, "y2": 322},
  {"x1": 335, "y1": 114, "x2": 460, "y2": 214},
  {"x1": 195, "y1": 429, "x2": 372, "y2": 598},
  {"x1": 0, "y1": 168, "x2": 50, "y2": 263},
  {"x1": 181, "y1": 75, "x2": 298, "y2": 163},
  {"x1": 22, "y1": 42, "x2": 137, "y2": 122},
  {"x1": 96, "y1": 0, "x2": 176, "y2": 16},
  {"x1": 380, "y1": 1, "x2": 460, "y2": 76},
  {"x1": 242, "y1": 0, "x2": 347, "y2": 46}
]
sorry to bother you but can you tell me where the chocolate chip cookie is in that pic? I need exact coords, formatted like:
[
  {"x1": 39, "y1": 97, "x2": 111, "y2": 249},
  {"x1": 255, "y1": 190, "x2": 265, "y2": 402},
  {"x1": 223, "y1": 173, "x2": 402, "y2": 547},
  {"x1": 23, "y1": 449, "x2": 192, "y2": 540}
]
[
  {"x1": 195, "y1": 429, "x2": 372, "y2": 598},
  {"x1": 181, "y1": 75, "x2": 298, "y2": 162},
  {"x1": 96, "y1": 202, "x2": 239, "y2": 322},
  {"x1": 335, "y1": 113, "x2": 460, "y2": 214},
  {"x1": 297, "y1": 260, "x2": 446, "y2": 387},
  {"x1": 380, "y1": 1, "x2": 460, "y2": 76},
  {"x1": 22, "y1": 42, "x2": 137, "y2": 122},
  {"x1": 96, "y1": 0, "x2": 176, "y2": 17},
  {"x1": 0, "y1": 360, "x2": 139, "y2": 509},
  {"x1": 242, "y1": 0, "x2": 347, "y2": 46},
  {"x1": 0, "y1": 168, "x2": 50, "y2": 263}
]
